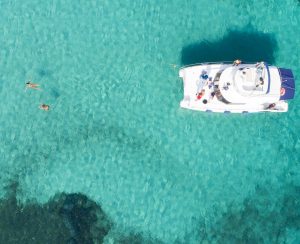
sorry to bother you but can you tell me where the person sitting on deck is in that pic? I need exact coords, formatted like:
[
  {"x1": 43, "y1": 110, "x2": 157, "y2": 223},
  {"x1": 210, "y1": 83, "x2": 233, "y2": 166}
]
[
  {"x1": 223, "y1": 83, "x2": 230, "y2": 90},
  {"x1": 210, "y1": 92, "x2": 216, "y2": 99},
  {"x1": 208, "y1": 77, "x2": 214, "y2": 88},
  {"x1": 233, "y1": 59, "x2": 242, "y2": 66},
  {"x1": 200, "y1": 70, "x2": 209, "y2": 80},
  {"x1": 266, "y1": 103, "x2": 276, "y2": 110},
  {"x1": 196, "y1": 89, "x2": 205, "y2": 100},
  {"x1": 256, "y1": 77, "x2": 264, "y2": 87},
  {"x1": 255, "y1": 62, "x2": 264, "y2": 67}
]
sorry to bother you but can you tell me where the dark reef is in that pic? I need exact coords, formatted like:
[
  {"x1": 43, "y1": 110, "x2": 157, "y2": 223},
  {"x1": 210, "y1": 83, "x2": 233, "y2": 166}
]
[
  {"x1": 0, "y1": 182, "x2": 70, "y2": 243},
  {"x1": 1, "y1": 180, "x2": 300, "y2": 243},
  {"x1": 0, "y1": 181, "x2": 112, "y2": 244},
  {"x1": 59, "y1": 193, "x2": 112, "y2": 244},
  {"x1": 0, "y1": 181, "x2": 160, "y2": 244},
  {"x1": 181, "y1": 27, "x2": 277, "y2": 66}
]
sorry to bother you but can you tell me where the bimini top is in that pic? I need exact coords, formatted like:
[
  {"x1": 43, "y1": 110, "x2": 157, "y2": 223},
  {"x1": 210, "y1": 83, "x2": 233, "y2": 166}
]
[{"x1": 278, "y1": 68, "x2": 295, "y2": 100}]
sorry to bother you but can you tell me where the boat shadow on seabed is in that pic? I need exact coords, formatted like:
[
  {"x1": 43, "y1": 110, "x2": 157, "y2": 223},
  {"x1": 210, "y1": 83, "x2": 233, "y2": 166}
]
[{"x1": 181, "y1": 27, "x2": 277, "y2": 66}]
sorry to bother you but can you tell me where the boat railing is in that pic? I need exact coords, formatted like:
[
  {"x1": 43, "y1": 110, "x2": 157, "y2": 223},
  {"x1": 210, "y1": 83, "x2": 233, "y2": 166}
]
[
  {"x1": 264, "y1": 62, "x2": 271, "y2": 94},
  {"x1": 180, "y1": 61, "x2": 259, "y2": 69}
]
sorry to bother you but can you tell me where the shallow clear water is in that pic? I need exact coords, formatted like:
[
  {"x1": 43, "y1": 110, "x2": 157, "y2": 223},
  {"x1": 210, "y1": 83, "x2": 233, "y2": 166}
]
[{"x1": 0, "y1": 0, "x2": 300, "y2": 243}]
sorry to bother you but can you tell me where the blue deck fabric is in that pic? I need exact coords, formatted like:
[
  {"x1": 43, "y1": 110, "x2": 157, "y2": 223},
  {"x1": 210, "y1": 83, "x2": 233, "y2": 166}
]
[{"x1": 279, "y1": 68, "x2": 295, "y2": 100}]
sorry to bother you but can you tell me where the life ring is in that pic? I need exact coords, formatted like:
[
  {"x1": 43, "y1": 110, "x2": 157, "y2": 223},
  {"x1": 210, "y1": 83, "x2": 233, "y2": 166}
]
[{"x1": 280, "y1": 87, "x2": 285, "y2": 96}]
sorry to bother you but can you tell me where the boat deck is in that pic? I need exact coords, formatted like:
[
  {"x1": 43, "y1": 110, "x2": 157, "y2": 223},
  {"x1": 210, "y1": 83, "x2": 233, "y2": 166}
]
[{"x1": 179, "y1": 63, "x2": 288, "y2": 113}]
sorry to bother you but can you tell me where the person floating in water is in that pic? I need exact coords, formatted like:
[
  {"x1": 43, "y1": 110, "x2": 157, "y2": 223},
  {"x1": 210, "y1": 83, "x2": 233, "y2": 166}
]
[
  {"x1": 39, "y1": 104, "x2": 50, "y2": 111},
  {"x1": 233, "y1": 59, "x2": 242, "y2": 66},
  {"x1": 26, "y1": 81, "x2": 41, "y2": 90}
]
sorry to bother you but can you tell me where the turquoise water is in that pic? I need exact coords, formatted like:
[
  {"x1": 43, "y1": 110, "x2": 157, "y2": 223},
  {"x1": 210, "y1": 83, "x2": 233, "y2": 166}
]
[{"x1": 0, "y1": 0, "x2": 300, "y2": 243}]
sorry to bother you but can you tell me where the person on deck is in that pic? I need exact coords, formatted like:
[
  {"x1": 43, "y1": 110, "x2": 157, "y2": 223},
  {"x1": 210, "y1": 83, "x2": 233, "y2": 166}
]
[
  {"x1": 196, "y1": 89, "x2": 205, "y2": 100},
  {"x1": 233, "y1": 59, "x2": 242, "y2": 66}
]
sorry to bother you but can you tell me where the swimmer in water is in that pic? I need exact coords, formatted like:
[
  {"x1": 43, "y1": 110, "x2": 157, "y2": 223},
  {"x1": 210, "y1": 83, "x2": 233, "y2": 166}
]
[
  {"x1": 25, "y1": 81, "x2": 41, "y2": 90},
  {"x1": 39, "y1": 104, "x2": 50, "y2": 111}
]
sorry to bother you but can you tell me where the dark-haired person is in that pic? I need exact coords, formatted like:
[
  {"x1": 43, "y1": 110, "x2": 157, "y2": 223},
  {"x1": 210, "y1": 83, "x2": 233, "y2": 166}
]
[
  {"x1": 267, "y1": 103, "x2": 276, "y2": 110},
  {"x1": 39, "y1": 104, "x2": 50, "y2": 111},
  {"x1": 233, "y1": 59, "x2": 242, "y2": 66},
  {"x1": 26, "y1": 81, "x2": 41, "y2": 90},
  {"x1": 196, "y1": 89, "x2": 205, "y2": 100}
]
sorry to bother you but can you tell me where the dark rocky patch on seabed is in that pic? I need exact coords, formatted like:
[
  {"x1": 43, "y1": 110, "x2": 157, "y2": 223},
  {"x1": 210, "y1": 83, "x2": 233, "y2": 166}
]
[
  {"x1": 0, "y1": 181, "x2": 163, "y2": 243},
  {"x1": 0, "y1": 181, "x2": 112, "y2": 243},
  {"x1": 59, "y1": 193, "x2": 112, "y2": 244},
  {"x1": 0, "y1": 181, "x2": 69, "y2": 243},
  {"x1": 181, "y1": 27, "x2": 277, "y2": 66}
]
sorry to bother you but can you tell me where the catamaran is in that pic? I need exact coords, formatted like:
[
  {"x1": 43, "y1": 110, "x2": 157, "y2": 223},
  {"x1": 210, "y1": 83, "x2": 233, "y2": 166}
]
[{"x1": 179, "y1": 61, "x2": 295, "y2": 113}]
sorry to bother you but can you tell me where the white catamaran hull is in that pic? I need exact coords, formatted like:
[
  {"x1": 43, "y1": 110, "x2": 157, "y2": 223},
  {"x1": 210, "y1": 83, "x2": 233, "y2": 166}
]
[{"x1": 179, "y1": 62, "x2": 295, "y2": 113}]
